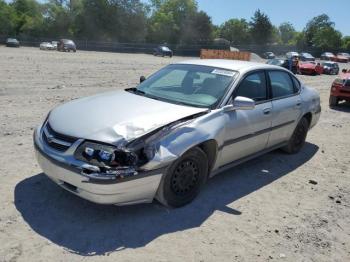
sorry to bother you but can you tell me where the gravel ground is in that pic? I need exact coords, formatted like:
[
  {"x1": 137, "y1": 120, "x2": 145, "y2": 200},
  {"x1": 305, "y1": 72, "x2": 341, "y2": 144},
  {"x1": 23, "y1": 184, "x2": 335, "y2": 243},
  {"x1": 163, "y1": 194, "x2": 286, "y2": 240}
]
[{"x1": 0, "y1": 47, "x2": 349, "y2": 262}]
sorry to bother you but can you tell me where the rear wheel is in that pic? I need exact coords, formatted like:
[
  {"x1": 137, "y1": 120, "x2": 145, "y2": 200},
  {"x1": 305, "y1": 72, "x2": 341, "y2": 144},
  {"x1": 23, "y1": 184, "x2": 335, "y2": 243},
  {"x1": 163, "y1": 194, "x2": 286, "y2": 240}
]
[
  {"x1": 282, "y1": 117, "x2": 309, "y2": 154},
  {"x1": 329, "y1": 95, "x2": 339, "y2": 107},
  {"x1": 156, "y1": 147, "x2": 208, "y2": 208}
]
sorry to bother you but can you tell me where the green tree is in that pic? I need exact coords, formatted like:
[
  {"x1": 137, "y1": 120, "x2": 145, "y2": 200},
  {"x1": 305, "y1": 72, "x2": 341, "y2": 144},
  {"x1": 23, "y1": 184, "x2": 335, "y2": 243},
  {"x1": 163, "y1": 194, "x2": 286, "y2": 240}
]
[
  {"x1": 304, "y1": 14, "x2": 334, "y2": 46},
  {"x1": 313, "y1": 27, "x2": 342, "y2": 50},
  {"x1": 11, "y1": 0, "x2": 45, "y2": 36},
  {"x1": 147, "y1": 0, "x2": 213, "y2": 44},
  {"x1": 271, "y1": 25, "x2": 281, "y2": 44},
  {"x1": 180, "y1": 11, "x2": 213, "y2": 44},
  {"x1": 249, "y1": 9, "x2": 273, "y2": 45},
  {"x1": 219, "y1": 19, "x2": 250, "y2": 45},
  {"x1": 279, "y1": 22, "x2": 296, "y2": 45},
  {"x1": 0, "y1": 0, "x2": 16, "y2": 36},
  {"x1": 342, "y1": 36, "x2": 350, "y2": 50}
]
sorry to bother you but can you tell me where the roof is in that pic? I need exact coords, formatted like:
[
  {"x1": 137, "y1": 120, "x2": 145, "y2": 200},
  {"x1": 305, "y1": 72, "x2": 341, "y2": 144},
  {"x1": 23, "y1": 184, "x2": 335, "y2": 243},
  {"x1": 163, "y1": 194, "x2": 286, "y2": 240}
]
[{"x1": 176, "y1": 59, "x2": 285, "y2": 73}]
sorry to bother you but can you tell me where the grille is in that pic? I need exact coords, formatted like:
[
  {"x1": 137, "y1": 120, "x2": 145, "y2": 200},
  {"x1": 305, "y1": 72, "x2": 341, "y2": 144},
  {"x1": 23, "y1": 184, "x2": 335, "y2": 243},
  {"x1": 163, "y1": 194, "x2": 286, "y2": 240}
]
[{"x1": 42, "y1": 122, "x2": 78, "y2": 152}]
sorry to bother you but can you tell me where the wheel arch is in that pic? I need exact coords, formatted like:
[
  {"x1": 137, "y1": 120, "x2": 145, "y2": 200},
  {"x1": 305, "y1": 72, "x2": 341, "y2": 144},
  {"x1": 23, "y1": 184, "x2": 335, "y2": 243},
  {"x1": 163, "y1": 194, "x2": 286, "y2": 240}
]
[
  {"x1": 302, "y1": 112, "x2": 312, "y2": 127},
  {"x1": 196, "y1": 139, "x2": 219, "y2": 174}
]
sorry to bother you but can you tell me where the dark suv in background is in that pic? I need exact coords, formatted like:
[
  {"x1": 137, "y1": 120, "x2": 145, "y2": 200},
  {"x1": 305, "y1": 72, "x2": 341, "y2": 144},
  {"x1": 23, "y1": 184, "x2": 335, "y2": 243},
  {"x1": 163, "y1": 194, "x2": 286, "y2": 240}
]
[
  {"x1": 6, "y1": 38, "x2": 20, "y2": 47},
  {"x1": 153, "y1": 45, "x2": 173, "y2": 57},
  {"x1": 57, "y1": 39, "x2": 76, "y2": 52}
]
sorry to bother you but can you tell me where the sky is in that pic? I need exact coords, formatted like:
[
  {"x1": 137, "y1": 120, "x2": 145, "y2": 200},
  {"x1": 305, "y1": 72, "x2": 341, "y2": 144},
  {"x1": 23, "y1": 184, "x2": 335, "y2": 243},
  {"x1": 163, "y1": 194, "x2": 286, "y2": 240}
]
[{"x1": 196, "y1": 0, "x2": 349, "y2": 35}]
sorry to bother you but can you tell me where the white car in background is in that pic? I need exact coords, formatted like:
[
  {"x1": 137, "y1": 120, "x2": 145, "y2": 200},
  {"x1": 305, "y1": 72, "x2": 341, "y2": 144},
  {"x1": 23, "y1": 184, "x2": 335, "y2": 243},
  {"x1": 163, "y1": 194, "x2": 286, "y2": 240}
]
[{"x1": 40, "y1": 42, "x2": 55, "y2": 50}]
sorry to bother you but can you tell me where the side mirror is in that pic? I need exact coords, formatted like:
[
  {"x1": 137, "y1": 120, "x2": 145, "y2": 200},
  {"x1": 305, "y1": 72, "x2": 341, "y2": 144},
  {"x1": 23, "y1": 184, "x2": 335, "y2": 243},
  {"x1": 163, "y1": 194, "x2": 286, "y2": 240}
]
[
  {"x1": 140, "y1": 76, "x2": 146, "y2": 83},
  {"x1": 223, "y1": 96, "x2": 255, "y2": 112}
]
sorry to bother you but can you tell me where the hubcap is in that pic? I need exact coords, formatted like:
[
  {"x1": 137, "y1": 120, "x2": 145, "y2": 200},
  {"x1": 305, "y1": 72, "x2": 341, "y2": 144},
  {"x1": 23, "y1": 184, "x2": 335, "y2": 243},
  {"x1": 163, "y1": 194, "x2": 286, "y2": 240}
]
[{"x1": 171, "y1": 159, "x2": 199, "y2": 196}]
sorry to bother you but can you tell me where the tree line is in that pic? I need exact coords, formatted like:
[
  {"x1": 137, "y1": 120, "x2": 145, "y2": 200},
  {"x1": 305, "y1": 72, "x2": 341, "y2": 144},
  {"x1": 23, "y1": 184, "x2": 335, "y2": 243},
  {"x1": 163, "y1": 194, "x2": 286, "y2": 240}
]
[{"x1": 0, "y1": 0, "x2": 349, "y2": 50}]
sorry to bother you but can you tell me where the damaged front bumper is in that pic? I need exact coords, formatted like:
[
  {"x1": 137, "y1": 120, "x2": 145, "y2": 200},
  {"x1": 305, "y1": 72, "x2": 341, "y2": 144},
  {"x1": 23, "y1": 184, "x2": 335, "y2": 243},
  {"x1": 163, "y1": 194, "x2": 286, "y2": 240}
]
[{"x1": 33, "y1": 127, "x2": 165, "y2": 205}]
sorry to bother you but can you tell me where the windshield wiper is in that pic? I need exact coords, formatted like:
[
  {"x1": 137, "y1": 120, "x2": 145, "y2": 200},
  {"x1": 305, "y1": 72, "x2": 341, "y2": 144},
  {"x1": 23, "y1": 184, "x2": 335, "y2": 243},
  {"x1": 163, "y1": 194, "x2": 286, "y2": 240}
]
[{"x1": 126, "y1": 87, "x2": 146, "y2": 95}]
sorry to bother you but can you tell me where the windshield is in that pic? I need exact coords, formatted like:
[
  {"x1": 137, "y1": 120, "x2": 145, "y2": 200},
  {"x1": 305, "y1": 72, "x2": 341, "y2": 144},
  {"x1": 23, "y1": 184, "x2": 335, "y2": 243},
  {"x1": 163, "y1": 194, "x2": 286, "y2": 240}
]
[
  {"x1": 135, "y1": 64, "x2": 237, "y2": 108},
  {"x1": 267, "y1": 59, "x2": 283, "y2": 65}
]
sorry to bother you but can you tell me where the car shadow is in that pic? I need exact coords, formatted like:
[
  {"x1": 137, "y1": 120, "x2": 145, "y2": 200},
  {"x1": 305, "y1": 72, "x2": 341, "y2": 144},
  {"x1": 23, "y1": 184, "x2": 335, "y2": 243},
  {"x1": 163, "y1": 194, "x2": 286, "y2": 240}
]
[
  {"x1": 15, "y1": 143, "x2": 318, "y2": 256},
  {"x1": 331, "y1": 101, "x2": 350, "y2": 112}
]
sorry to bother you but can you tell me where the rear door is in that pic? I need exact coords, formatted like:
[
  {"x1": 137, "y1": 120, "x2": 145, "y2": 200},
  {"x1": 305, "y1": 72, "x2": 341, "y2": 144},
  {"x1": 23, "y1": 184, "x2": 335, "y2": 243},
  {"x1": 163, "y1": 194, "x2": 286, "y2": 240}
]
[{"x1": 266, "y1": 70, "x2": 302, "y2": 147}]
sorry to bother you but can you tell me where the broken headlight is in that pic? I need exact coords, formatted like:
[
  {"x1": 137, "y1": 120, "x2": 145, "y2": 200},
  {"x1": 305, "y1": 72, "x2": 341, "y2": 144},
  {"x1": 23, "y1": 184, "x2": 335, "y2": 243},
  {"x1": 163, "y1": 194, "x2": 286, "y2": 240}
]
[{"x1": 74, "y1": 141, "x2": 138, "y2": 168}]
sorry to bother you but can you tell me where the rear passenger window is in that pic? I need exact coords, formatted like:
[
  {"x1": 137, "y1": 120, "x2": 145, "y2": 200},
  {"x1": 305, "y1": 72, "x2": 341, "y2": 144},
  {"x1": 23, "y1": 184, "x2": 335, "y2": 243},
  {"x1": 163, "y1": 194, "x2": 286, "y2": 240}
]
[
  {"x1": 269, "y1": 71, "x2": 295, "y2": 98},
  {"x1": 236, "y1": 72, "x2": 267, "y2": 102}
]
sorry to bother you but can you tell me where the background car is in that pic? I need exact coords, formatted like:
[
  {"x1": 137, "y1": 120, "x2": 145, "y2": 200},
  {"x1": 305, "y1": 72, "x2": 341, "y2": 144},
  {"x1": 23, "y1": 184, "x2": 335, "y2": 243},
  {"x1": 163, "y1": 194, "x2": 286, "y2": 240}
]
[
  {"x1": 300, "y1": 52, "x2": 315, "y2": 61},
  {"x1": 297, "y1": 61, "x2": 323, "y2": 75},
  {"x1": 321, "y1": 62, "x2": 339, "y2": 75},
  {"x1": 263, "y1": 52, "x2": 275, "y2": 59},
  {"x1": 57, "y1": 39, "x2": 76, "y2": 52},
  {"x1": 321, "y1": 52, "x2": 336, "y2": 61},
  {"x1": 329, "y1": 73, "x2": 350, "y2": 107},
  {"x1": 6, "y1": 38, "x2": 20, "y2": 47},
  {"x1": 286, "y1": 51, "x2": 300, "y2": 59},
  {"x1": 153, "y1": 46, "x2": 173, "y2": 57},
  {"x1": 335, "y1": 53, "x2": 349, "y2": 63},
  {"x1": 40, "y1": 42, "x2": 55, "y2": 50},
  {"x1": 51, "y1": 41, "x2": 58, "y2": 49},
  {"x1": 337, "y1": 52, "x2": 350, "y2": 60},
  {"x1": 266, "y1": 58, "x2": 289, "y2": 70}
]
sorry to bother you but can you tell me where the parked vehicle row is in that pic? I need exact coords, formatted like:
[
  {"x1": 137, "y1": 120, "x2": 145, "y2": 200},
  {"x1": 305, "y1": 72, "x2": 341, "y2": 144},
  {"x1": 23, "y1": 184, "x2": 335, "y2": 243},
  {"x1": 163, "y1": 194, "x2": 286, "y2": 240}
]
[
  {"x1": 40, "y1": 39, "x2": 76, "y2": 52},
  {"x1": 320, "y1": 52, "x2": 349, "y2": 63}
]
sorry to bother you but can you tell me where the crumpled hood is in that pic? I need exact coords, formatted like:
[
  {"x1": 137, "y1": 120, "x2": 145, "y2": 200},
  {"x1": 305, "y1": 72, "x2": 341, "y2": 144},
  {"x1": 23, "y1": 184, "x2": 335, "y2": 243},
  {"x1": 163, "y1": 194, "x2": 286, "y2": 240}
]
[{"x1": 48, "y1": 90, "x2": 207, "y2": 145}]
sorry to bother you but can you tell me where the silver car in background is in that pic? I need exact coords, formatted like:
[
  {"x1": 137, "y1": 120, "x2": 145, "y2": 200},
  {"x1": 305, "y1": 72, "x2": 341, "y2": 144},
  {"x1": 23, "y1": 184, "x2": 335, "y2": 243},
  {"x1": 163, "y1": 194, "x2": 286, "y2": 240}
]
[{"x1": 34, "y1": 60, "x2": 321, "y2": 207}]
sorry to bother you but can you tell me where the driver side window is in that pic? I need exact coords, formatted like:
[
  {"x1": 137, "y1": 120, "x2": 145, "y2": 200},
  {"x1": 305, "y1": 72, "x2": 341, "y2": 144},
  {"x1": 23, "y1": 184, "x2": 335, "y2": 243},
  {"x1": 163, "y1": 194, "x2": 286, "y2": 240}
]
[{"x1": 235, "y1": 72, "x2": 267, "y2": 102}]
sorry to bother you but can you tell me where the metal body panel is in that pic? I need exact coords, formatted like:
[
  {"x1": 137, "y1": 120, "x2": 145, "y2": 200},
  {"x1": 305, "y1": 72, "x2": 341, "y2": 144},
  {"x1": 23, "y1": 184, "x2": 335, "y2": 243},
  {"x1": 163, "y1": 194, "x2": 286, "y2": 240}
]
[{"x1": 34, "y1": 127, "x2": 163, "y2": 205}]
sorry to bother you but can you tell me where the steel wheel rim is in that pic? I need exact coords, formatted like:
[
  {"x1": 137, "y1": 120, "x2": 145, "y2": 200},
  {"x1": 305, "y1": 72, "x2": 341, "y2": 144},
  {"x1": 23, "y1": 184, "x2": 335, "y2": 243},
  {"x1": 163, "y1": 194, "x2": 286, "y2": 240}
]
[{"x1": 171, "y1": 159, "x2": 199, "y2": 196}]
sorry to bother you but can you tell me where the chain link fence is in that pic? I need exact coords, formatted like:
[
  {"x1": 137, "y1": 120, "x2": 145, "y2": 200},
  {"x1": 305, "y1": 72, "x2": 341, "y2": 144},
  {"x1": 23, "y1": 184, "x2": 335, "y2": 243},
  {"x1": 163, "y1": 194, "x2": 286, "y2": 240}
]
[{"x1": 1, "y1": 35, "x2": 347, "y2": 58}]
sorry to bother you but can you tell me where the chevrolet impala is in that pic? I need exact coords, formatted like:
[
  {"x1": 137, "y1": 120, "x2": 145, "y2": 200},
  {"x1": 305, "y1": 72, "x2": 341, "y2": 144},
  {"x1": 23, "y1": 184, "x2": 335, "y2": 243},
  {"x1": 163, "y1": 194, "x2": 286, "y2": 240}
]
[{"x1": 34, "y1": 59, "x2": 321, "y2": 207}]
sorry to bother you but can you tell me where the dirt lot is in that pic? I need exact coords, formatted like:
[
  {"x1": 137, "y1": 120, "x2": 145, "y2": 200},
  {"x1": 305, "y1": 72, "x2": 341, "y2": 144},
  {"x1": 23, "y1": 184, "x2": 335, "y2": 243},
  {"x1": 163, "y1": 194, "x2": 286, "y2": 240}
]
[{"x1": 0, "y1": 47, "x2": 349, "y2": 262}]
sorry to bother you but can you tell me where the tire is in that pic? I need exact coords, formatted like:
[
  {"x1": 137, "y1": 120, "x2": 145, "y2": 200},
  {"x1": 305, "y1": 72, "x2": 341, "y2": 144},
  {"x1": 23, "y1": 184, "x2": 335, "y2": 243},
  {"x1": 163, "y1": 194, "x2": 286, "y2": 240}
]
[
  {"x1": 282, "y1": 117, "x2": 309, "y2": 154},
  {"x1": 329, "y1": 95, "x2": 339, "y2": 107},
  {"x1": 156, "y1": 147, "x2": 208, "y2": 208}
]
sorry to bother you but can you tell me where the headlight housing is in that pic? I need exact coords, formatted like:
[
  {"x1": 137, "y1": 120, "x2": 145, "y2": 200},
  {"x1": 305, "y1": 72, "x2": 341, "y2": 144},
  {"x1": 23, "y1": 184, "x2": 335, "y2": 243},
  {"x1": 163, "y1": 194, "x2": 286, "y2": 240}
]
[{"x1": 74, "y1": 141, "x2": 138, "y2": 168}]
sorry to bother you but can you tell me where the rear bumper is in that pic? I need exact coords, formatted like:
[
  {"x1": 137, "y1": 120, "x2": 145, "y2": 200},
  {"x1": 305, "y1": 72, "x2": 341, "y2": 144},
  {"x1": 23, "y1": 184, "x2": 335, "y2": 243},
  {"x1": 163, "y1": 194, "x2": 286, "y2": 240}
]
[{"x1": 33, "y1": 127, "x2": 164, "y2": 205}]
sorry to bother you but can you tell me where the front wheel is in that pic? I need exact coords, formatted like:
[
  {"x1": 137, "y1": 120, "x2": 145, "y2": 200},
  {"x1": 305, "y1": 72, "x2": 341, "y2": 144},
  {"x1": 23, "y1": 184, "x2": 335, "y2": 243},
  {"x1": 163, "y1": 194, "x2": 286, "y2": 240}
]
[
  {"x1": 156, "y1": 147, "x2": 208, "y2": 208},
  {"x1": 282, "y1": 117, "x2": 309, "y2": 154}
]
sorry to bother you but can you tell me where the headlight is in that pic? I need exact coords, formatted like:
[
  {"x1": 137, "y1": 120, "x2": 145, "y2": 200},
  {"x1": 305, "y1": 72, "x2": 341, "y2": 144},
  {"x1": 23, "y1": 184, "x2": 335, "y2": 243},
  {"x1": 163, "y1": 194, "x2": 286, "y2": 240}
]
[{"x1": 74, "y1": 141, "x2": 138, "y2": 168}]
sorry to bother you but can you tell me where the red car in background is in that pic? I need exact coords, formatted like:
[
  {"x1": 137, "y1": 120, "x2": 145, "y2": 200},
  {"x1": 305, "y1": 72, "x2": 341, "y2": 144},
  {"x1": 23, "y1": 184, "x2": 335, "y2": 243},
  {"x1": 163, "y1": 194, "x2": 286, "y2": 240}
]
[
  {"x1": 329, "y1": 73, "x2": 350, "y2": 107},
  {"x1": 298, "y1": 61, "x2": 323, "y2": 75},
  {"x1": 335, "y1": 53, "x2": 349, "y2": 63}
]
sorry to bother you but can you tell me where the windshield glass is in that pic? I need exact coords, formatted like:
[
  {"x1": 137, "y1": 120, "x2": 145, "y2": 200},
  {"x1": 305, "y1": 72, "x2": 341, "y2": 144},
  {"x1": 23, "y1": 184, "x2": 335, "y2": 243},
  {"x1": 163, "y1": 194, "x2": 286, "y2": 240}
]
[
  {"x1": 267, "y1": 59, "x2": 283, "y2": 65},
  {"x1": 136, "y1": 64, "x2": 237, "y2": 108}
]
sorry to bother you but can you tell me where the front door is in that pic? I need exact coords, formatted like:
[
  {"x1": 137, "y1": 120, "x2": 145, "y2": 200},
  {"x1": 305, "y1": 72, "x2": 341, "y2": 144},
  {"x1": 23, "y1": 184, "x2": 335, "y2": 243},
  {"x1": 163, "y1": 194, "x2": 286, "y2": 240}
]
[{"x1": 218, "y1": 71, "x2": 273, "y2": 167}]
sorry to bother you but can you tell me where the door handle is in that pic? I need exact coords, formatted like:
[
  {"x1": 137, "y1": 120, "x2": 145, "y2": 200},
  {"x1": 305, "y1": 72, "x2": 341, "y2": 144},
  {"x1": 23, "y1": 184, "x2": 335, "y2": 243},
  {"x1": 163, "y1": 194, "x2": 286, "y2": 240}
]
[
  {"x1": 295, "y1": 101, "x2": 302, "y2": 108},
  {"x1": 263, "y1": 108, "x2": 271, "y2": 115}
]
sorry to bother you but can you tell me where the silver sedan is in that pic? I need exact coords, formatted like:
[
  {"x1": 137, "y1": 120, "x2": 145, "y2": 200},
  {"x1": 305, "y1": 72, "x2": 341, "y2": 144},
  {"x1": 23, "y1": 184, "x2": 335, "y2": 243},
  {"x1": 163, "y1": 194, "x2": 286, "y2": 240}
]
[{"x1": 34, "y1": 59, "x2": 321, "y2": 207}]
